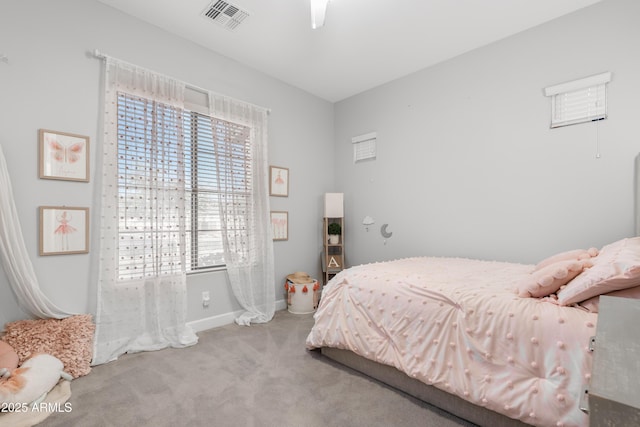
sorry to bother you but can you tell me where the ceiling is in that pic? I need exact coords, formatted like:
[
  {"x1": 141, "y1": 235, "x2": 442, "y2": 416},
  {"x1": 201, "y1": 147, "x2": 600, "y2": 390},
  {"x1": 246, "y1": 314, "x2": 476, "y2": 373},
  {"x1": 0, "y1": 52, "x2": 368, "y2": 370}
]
[{"x1": 97, "y1": 0, "x2": 602, "y2": 103}]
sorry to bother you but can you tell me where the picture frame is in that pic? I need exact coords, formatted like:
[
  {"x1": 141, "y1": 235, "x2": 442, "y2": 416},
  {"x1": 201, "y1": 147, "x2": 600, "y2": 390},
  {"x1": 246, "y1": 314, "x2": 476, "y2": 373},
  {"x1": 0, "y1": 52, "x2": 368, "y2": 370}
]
[
  {"x1": 269, "y1": 166, "x2": 289, "y2": 197},
  {"x1": 39, "y1": 206, "x2": 89, "y2": 255},
  {"x1": 271, "y1": 211, "x2": 288, "y2": 241},
  {"x1": 39, "y1": 129, "x2": 90, "y2": 182}
]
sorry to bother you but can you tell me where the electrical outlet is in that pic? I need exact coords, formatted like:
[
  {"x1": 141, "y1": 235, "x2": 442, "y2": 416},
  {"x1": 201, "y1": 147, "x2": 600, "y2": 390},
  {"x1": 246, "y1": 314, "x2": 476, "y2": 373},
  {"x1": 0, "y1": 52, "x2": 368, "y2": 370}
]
[{"x1": 202, "y1": 291, "x2": 210, "y2": 308}]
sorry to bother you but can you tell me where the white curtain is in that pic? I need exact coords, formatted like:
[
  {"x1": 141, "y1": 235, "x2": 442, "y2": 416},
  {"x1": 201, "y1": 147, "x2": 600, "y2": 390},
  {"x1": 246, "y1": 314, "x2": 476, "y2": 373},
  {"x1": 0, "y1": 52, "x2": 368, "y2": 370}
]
[
  {"x1": 0, "y1": 145, "x2": 73, "y2": 319},
  {"x1": 93, "y1": 58, "x2": 197, "y2": 365},
  {"x1": 209, "y1": 94, "x2": 275, "y2": 325}
]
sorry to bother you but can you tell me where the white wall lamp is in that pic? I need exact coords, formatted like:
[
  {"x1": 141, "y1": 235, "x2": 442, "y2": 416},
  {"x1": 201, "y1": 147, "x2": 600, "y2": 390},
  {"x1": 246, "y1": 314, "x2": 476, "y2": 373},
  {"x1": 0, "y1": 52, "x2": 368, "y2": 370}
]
[
  {"x1": 310, "y1": 0, "x2": 330, "y2": 29},
  {"x1": 362, "y1": 216, "x2": 375, "y2": 231}
]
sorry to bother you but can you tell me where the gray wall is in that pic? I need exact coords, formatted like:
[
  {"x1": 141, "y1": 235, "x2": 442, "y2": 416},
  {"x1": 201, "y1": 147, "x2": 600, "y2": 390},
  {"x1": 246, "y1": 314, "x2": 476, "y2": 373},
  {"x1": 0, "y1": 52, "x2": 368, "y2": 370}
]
[
  {"x1": 335, "y1": 0, "x2": 640, "y2": 267},
  {"x1": 2, "y1": 0, "x2": 639, "y2": 327},
  {"x1": 0, "y1": 0, "x2": 334, "y2": 325}
]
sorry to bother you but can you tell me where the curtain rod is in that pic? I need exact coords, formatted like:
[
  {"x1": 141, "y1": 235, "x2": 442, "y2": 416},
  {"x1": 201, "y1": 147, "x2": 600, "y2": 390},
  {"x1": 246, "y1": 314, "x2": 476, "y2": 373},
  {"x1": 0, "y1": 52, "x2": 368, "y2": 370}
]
[{"x1": 92, "y1": 49, "x2": 271, "y2": 114}]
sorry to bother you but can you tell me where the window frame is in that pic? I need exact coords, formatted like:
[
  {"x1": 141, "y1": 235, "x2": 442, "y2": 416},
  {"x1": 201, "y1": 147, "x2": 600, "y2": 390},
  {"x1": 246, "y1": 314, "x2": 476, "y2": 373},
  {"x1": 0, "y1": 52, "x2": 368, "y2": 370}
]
[
  {"x1": 181, "y1": 107, "x2": 255, "y2": 274},
  {"x1": 544, "y1": 72, "x2": 612, "y2": 129},
  {"x1": 116, "y1": 90, "x2": 254, "y2": 279}
]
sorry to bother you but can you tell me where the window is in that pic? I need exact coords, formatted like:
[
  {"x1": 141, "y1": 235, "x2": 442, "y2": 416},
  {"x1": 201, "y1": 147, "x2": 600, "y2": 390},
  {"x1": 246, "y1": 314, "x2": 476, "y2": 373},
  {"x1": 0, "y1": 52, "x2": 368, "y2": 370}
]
[
  {"x1": 117, "y1": 91, "x2": 252, "y2": 280},
  {"x1": 544, "y1": 72, "x2": 611, "y2": 128},
  {"x1": 184, "y1": 110, "x2": 252, "y2": 272},
  {"x1": 352, "y1": 132, "x2": 377, "y2": 163}
]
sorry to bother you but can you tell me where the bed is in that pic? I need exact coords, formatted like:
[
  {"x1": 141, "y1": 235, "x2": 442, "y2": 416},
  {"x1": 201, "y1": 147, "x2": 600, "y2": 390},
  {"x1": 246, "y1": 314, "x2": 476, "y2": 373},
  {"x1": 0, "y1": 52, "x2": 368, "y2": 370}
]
[{"x1": 306, "y1": 237, "x2": 640, "y2": 427}]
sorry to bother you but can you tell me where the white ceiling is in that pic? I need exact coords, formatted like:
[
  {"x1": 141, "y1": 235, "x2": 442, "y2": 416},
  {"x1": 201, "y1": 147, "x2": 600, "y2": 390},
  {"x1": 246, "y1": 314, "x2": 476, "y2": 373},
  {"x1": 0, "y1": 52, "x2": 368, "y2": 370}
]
[{"x1": 97, "y1": 0, "x2": 602, "y2": 102}]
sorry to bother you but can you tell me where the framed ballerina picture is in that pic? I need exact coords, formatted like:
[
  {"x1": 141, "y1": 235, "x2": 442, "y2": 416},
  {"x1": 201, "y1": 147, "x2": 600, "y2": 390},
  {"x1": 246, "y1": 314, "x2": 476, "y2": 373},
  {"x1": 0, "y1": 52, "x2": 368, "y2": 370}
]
[
  {"x1": 270, "y1": 211, "x2": 288, "y2": 241},
  {"x1": 39, "y1": 206, "x2": 89, "y2": 255},
  {"x1": 39, "y1": 129, "x2": 90, "y2": 182},
  {"x1": 269, "y1": 166, "x2": 289, "y2": 197}
]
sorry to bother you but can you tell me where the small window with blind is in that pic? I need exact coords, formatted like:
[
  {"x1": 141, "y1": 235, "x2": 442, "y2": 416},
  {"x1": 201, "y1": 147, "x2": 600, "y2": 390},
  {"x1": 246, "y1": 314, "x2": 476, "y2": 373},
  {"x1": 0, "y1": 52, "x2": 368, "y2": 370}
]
[
  {"x1": 117, "y1": 91, "x2": 251, "y2": 279},
  {"x1": 352, "y1": 132, "x2": 377, "y2": 163},
  {"x1": 544, "y1": 72, "x2": 611, "y2": 128}
]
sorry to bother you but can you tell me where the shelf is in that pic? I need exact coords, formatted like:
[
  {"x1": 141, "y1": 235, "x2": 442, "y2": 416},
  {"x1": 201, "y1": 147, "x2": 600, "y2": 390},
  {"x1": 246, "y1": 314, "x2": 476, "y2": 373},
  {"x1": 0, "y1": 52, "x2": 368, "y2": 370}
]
[{"x1": 323, "y1": 217, "x2": 344, "y2": 284}]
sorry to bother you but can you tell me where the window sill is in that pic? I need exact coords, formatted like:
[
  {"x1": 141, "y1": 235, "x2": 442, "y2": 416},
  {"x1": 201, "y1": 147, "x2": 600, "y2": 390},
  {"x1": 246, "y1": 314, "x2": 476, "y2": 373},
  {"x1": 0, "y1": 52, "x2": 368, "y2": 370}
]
[{"x1": 187, "y1": 265, "x2": 227, "y2": 276}]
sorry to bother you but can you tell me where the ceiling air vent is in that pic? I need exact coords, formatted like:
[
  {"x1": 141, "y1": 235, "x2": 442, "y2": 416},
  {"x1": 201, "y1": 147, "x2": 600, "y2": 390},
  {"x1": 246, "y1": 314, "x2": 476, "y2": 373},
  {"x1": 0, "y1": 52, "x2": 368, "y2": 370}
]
[{"x1": 202, "y1": 0, "x2": 249, "y2": 31}]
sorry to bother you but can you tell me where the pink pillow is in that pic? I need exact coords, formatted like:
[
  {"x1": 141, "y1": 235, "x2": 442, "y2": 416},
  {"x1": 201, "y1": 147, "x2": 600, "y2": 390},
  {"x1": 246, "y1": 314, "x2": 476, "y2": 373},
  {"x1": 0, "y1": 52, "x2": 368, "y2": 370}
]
[
  {"x1": 517, "y1": 259, "x2": 589, "y2": 298},
  {"x1": 557, "y1": 237, "x2": 640, "y2": 306},
  {"x1": 579, "y1": 285, "x2": 640, "y2": 313},
  {"x1": 535, "y1": 247, "x2": 598, "y2": 271},
  {"x1": 0, "y1": 340, "x2": 19, "y2": 371}
]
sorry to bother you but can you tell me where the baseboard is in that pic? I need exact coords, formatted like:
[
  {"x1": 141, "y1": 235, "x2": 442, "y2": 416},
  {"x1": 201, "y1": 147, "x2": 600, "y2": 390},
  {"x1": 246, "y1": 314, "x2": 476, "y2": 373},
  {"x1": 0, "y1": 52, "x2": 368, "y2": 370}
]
[
  {"x1": 275, "y1": 298, "x2": 287, "y2": 312},
  {"x1": 187, "y1": 299, "x2": 288, "y2": 333}
]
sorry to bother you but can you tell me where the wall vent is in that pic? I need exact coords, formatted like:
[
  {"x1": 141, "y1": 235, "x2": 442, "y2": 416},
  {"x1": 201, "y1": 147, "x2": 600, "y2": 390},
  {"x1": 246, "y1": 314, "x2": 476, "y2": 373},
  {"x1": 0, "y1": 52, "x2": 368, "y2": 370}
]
[{"x1": 202, "y1": 1, "x2": 249, "y2": 31}]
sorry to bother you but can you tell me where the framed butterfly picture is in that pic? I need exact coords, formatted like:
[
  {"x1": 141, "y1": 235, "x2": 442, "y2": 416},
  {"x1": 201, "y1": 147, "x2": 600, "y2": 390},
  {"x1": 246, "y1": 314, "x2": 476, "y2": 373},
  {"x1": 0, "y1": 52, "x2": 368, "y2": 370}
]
[{"x1": 39, "y1": 129, "x2": 89, "y2": 182}]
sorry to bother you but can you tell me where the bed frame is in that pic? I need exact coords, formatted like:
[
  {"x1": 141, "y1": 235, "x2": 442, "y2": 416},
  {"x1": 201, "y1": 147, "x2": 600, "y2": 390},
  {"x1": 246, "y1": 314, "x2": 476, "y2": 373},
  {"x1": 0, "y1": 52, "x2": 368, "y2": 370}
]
[{"x1": 321, "y1": 347, "x2": 529, "y2": 427}]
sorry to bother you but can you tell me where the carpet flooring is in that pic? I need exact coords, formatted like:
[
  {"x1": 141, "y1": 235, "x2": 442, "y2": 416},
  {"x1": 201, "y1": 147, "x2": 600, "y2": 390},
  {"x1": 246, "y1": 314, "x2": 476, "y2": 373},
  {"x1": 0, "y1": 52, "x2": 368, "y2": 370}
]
[{"x1": 40, "y1": 310, "x2": 474, "y2": 427}]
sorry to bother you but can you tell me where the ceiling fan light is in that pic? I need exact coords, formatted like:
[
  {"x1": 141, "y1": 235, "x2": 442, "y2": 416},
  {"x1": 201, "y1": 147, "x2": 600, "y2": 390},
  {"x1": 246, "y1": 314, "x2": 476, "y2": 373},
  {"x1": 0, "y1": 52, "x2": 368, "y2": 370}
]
[{"x1": 310, "y1": 0, "x2": 329, "y2": 29}]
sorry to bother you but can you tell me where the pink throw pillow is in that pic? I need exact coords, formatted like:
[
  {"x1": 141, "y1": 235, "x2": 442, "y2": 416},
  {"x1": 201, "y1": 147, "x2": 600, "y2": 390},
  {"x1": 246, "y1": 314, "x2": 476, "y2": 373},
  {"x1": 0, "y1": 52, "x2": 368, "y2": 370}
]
[
  {"x1": 557, "y1": 237, "x2": 640, "y2": 306},
  {"x1": 0, "y1": 340, "x2": 19, "y2": 371},
  {"x1": 535, "y1": 247, "x2": 598, "y2": 271},
  {"x1": 517, "y1": 259, "x2": 589, "y2": 298}
]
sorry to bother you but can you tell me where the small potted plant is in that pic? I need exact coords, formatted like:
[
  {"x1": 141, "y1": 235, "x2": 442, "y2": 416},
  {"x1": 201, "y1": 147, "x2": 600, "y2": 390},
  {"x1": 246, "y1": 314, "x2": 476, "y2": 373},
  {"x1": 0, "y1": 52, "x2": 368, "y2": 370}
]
[{"x1": 328, "y1": 222, "x2": 341, "y2": 244}]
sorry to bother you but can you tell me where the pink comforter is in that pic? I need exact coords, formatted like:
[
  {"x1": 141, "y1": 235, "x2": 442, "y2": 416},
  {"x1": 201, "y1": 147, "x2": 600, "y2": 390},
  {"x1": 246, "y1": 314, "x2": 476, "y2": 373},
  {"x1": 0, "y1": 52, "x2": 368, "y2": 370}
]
[{"x1": 306, "y1": 257, "x2": 596, "y2": 427}]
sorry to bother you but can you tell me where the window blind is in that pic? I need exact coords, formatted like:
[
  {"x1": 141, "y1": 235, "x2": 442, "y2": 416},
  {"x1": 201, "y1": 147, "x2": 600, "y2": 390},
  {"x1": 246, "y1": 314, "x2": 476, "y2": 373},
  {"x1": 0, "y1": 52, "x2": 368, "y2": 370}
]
[
  {"x1": 352, "y1": 132, "x2": 377, "y2": 163},
  {"x1": 184, "y1": 111, "x2": 252, "y2": 271},
  {"x1": 544, "y1": 72, "x2": 611, "y2": 128}
]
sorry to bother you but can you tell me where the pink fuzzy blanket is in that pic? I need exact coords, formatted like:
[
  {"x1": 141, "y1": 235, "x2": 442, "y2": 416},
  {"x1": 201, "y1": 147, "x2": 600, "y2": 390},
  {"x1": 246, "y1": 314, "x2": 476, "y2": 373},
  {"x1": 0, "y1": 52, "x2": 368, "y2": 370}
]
[{"x1": 1, "y1": 315, "x2": 94, "y2": 379}]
